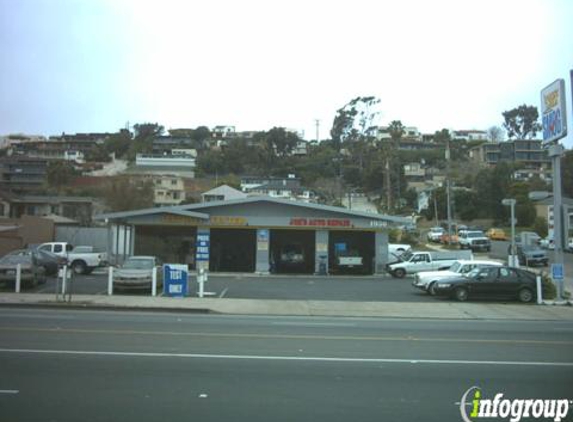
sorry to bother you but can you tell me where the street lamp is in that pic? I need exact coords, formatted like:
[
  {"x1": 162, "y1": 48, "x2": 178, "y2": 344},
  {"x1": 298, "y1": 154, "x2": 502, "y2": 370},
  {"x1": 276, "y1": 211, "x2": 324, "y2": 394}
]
[{"x1": 502, "y1": 198, "x2": 517, "y2": 267}]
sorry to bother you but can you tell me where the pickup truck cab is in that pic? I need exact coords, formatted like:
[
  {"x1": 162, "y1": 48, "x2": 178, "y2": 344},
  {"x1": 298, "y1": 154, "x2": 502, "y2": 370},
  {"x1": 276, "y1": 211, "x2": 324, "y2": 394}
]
[
  {"x1": 38, "y1": 242, "x2": 107, "y2": 275},
  {"x1": 387, "y1": 250, "x2": 473, "y2": 278}
]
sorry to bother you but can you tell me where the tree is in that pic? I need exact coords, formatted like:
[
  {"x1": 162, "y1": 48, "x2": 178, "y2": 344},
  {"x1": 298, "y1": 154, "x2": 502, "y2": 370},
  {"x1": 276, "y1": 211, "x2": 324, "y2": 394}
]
[
  {"x1": 487, "y1": 126, "x2": 505, "y2": 142},
  {"x1": 46, "y1": 161, "x2": 77, "y2": 188},
  {"x1": 388, "y1": 120, "x2": 405, "y2": 142},
  {"x1": 104, "y1": 129, "x2": 132, "y2": 158},
  {"x1": 502, "y1": 105, "x2": 542, "y2": 139},
  {"x1": 433, "y1": 128, "x2": 451, "y2": 144},
  {"x1": 562, "y1": 149, "x2": 573, "y2": 199},
  {"x1": 330, "y1": 96, "x2": 381, "y2": 147},
  {"x1": 103, "y1": 177, "x2": 154, "y2": 212}
]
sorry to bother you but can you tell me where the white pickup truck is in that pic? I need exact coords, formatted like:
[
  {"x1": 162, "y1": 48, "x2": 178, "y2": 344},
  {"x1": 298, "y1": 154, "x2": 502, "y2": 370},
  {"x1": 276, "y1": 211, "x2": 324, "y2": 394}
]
[
  {"x1": 412, "y1": 259, "x2": 502, "y2": 295},
  {"x1": 38, "y1": 242, "x2": 108, "y2": 275},
  {"x1": 386, "y1": 250, "x2": 473, "y2": 278}
]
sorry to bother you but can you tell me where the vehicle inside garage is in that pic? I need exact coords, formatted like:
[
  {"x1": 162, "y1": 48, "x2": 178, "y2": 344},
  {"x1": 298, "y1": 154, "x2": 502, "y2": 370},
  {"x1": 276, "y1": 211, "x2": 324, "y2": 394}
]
[
  {"x1": 270, "y1": 229, "x2": 315, "y2": 274},
  {"x1": 329, "y1": 231, "x2": 375, "y2": 275},
  {"x1": 209, "y1": 228, "x2": 256, "y2": 272}
]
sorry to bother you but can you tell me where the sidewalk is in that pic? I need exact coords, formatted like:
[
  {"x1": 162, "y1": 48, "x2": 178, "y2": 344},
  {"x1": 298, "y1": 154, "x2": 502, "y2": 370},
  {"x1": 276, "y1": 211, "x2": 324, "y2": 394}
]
[{"x1": 0, "y1": 293, "x2": 572, "y2": 321}]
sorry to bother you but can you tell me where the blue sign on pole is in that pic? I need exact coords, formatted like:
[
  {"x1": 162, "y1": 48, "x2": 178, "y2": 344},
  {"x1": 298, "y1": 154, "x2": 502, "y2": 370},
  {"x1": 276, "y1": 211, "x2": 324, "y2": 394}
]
[
  {"x1": 551, "y1": 263, "x2": 564, "y2": 280},
  {"x1": 163, "y1": 264, "x2": 188, "y2": 297},
  {"x1": 196, "y1": 233, "x2": 210, "y2": 262}
]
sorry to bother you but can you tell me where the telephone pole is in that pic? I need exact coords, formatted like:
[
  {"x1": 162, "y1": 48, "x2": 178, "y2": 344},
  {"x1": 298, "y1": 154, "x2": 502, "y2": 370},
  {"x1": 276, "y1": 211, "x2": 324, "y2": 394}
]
[{"x1": 315, "y1": 119, "x2": 320, "y2": 143}]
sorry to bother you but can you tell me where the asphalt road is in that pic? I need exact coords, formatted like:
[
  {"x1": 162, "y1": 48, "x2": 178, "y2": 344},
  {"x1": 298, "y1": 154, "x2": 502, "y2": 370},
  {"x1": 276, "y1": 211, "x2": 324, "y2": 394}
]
[{"x1": 0, "y1": 308, "x2": 572, "y2": 422}]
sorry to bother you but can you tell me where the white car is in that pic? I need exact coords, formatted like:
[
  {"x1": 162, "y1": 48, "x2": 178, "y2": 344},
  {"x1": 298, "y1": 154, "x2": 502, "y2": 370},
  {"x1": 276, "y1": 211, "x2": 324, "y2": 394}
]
[
  {"x1": 427, "y1": 227, "x2": 445, "y2": 243},
  {"x1": 539, "y1": 237, "x2": 554, "y2": 250},
  {"x1": 412, "y1": 259, "x2": 502, "y2": 295}
]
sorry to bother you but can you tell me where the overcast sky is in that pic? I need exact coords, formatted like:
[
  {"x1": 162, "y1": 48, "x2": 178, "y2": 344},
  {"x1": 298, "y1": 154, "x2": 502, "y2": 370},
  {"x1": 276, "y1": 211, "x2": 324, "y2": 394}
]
[{"x1": 1, "y1": 0, "x2": 572, "y2": 146}]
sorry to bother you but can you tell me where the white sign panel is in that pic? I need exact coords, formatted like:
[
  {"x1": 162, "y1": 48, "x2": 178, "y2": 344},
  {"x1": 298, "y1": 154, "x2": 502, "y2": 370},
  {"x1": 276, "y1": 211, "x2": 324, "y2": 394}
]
[{"x1": 540, "y1": 79, "x2": 567, "y2": 144}]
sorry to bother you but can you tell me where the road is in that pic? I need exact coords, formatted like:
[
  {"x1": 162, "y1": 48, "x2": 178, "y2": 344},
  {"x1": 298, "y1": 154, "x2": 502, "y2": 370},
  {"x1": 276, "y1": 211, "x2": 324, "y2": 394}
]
[{"x1": 0, "y1": 308, "x2": 572, "y2": 421}]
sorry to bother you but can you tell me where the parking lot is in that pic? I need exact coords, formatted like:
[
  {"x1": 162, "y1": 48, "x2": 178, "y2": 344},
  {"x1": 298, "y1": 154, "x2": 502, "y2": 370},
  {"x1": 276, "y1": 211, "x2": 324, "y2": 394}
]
[{"x1": 1, "y1": 240, "x2": 569, "y2": 303}]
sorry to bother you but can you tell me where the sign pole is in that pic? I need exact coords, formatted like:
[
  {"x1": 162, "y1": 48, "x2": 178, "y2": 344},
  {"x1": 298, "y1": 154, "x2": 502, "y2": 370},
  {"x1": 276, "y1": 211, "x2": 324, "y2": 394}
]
[
  {"x1": 541, "y1": 78, "x2": 568, "y2": 300},
  {"x1": 549, "y1": 143, "x2": 565, "y2": 299}
]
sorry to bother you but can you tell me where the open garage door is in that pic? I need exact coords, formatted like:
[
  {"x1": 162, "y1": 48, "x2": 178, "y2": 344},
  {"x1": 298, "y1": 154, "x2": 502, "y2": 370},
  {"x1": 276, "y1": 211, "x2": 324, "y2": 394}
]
[
  {"x1": 270, "y1": 229, "x2": 315, "y2": 274},
  {"x1": 329, "y1": 231, "x2": 375, "y2": 275},
  {"x1": 209, "y1": 229, "x2": 256, "y2": 272}
]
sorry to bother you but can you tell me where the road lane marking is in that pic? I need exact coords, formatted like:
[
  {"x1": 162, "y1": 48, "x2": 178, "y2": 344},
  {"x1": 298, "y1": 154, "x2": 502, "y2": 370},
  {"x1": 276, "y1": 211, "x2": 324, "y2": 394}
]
[
  {"x1": 0, "y1": 348, "x2": 572, "y2": 367},
  {"x1": 272, "y1": 322, "x2": 356, "y2": 327},
  {"x1": 0, "y1": 390, "x2": 19, "y2": 394},
  {"x1": 0, "y1": 326, "x2": 570, "y2": 346}
]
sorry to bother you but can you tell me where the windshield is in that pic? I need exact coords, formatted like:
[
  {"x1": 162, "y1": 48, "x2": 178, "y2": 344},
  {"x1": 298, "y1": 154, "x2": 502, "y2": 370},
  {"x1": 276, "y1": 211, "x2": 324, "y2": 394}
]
[
  {"x1": 468, "y1": 232, "x2": 484, "y2": 238},
  {"x1": 400, "y1": 251, "x2": 413, "y2": 261},
  {"x1": 449, "y1": 261, "x2": 462, "y2": 272},
  {"x1": 122, "y1": 258, "x2": 155, "y2": 270}
]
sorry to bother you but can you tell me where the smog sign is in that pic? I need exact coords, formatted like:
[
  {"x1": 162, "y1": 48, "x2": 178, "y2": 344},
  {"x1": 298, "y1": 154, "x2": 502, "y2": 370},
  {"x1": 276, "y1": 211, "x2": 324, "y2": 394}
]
[{"x1": 540, "y1": 79, "x2": 567, "y2": 144}]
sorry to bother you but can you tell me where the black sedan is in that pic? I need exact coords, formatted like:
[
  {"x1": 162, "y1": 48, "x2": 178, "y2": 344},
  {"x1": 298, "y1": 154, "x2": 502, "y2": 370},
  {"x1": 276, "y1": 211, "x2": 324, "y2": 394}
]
[{"x1": 432, "y1": 266, "x2": 537, "y2": 303}]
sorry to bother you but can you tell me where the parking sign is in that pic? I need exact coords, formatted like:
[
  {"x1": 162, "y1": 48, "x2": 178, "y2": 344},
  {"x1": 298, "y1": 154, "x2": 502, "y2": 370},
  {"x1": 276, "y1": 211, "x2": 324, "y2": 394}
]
[{"x1": 551, "y1": 263, "x2": 564, "y2": 280}]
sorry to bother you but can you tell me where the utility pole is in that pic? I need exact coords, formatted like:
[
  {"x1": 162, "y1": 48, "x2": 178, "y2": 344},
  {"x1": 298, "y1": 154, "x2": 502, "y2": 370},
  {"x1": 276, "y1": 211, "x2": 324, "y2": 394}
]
[
  {"x1": 445, "y1": 139, "x2": 452, "y2": 245},
  {"x1": 315, "y1": 119, "x2": 320, "y2": 143}
]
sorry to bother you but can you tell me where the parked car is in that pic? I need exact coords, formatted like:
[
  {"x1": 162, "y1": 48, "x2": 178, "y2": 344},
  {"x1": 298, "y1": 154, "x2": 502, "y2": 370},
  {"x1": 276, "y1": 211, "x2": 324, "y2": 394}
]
[
  {"x1": 412, "y1": 259, "x2": 502, "y2": 295},
  {"x1": 439, "y1": 232, "x2": 459, "y2": 244},
  {"x1": 458, "y1": 230, "x2": 491, "y2": 252},
  {"x1": 427, "y1": 227, "x2": 445, "y2": 243},
  {"x1": 113, "y1": 256, "x2": 162, "y2": 291},
  {"x1": 38, "y1": 242, "x2": 108, "y2": 275},
  {"x1": 386, "y1": 250, "x2": 473, "y2": 278},
  {"x1": 0, "y1": 250, "x2": 47, "y2": 288},
  {"x1": 432, "y1": 266, "x2": 537, "y2": 303},
  {"x1": 486, "y1": 228, "x2": 508, "y2": 241},
  {"x1": 7, "y1": 248, "x2": 64, "y2": 277},
  {"x1": 516, "y1": 244, "x2": 548, "y2": 267},
  {"x1": 539, "y1": 236, "x2": 552, "y2": 249}
]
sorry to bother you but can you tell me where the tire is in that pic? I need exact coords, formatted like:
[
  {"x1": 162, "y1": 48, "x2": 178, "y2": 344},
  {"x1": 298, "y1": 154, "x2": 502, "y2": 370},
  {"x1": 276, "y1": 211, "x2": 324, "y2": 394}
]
[
  {"x1": 454, "y1": 287, "x2": 469, "y2": 302},
  {"x1": 428, "y1": 282, "x2": 437, "y2": 296},
  {"x1": 518, "y1": 288, "x2": 533, "y2": 303},
  {"x1": 71, "y1": 260, "x2": 87, "y2": 275},
  {"x1": 393, "y1": 268, "x2": 406, "y2": 278}
]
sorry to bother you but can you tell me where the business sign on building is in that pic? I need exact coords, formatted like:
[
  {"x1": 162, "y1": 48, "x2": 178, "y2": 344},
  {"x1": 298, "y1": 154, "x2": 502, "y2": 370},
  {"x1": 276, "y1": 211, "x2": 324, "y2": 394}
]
[
  {"x1": 540, "y1": 79, "x2": 567, "y2": 144},
  {"x1": 196, "y1": 233, "x2": 210, "y2": 262}
]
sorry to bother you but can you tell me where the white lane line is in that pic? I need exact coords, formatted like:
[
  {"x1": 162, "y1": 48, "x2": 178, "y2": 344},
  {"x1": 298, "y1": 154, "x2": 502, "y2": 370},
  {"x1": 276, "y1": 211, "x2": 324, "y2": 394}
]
[
  {"x1": 272, "y1": 322, "x2": 356, "y2": 327},
  {"x1": 0, "y1": 390, "x2": 19, "y2": 394},
  {"x1": 0, "y1": 348, "x2": 572, "y2": 367},
  {"x1": 219, "y1": 288, "x2": 228, "y2": 298}
]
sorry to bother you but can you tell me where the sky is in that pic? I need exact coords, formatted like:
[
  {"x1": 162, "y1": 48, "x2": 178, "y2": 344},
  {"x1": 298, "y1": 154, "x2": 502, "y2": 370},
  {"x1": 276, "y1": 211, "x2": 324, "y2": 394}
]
[{"x1": 1, "y1": 0, "x2": 572, "y2": 146}]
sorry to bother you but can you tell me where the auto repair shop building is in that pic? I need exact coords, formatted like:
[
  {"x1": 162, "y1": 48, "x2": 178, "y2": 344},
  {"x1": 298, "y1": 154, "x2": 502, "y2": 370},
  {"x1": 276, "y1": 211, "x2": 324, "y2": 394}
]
[{"x1": 97, "y1": 197, "x2": 410, "y2": 275}]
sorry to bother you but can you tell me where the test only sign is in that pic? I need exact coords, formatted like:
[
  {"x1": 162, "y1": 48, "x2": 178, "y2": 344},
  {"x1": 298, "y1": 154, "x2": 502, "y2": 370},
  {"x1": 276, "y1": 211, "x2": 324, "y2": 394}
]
[
  {"x1": 540, "y1": 79, "x2": 567, "y2": 145},
  {"x1": 163, "y1": 264, "x2": 188, "y2": 297}
]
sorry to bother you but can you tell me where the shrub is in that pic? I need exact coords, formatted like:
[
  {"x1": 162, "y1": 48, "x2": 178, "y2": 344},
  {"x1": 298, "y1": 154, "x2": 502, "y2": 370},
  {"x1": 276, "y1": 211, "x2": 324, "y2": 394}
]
[{"x1": 541, "y1": 273, "x2": 557, "y2": 300}]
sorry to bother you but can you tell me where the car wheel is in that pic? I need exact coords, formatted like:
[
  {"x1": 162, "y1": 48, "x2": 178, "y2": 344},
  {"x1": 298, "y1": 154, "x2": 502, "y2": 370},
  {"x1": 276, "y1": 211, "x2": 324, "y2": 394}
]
[
  {"x1": 71, "y1": 260, "x2": 87, "y2": 275},
  {"x1": 393, "y1": 269, "x2": 406, "y2": 278},
  {"x1": 428, "y1": 282, "x2": 437, "y2": 296},
  {"x1": 518, "y1": 288, "x2": 533, "y2": 303},
  {"x1": 454, "y1": 287, "x2": 469, "y2": 302}
]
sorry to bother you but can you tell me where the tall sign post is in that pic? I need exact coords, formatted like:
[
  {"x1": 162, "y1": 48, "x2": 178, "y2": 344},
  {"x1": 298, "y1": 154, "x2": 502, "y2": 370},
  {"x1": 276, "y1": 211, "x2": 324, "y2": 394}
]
[{"x1": 541, "y1": 78, "x2": 568, "y2": 300}]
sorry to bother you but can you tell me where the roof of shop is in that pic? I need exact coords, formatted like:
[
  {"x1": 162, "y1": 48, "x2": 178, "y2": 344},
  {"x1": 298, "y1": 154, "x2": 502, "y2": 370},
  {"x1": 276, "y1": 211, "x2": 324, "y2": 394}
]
[{"x1": 96, "y1": 196, "x2": 410, "y2": 224}]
